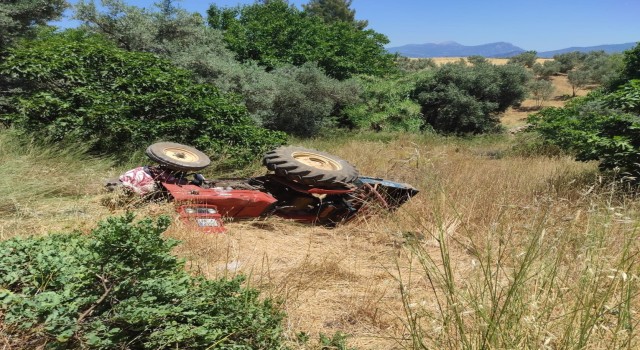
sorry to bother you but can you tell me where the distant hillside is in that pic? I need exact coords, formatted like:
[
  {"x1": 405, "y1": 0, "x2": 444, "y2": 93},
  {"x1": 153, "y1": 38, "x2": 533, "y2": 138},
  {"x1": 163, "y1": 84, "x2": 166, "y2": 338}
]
[
  {"x1": 537, "y1": 43, "x2": 637, "y2": 58},
  {"x1": 387, "y1": 41, "x2": 524, "y2": 58},
  {"x1": 388, "y1": 41, "x2": 638, "y2": 58}
]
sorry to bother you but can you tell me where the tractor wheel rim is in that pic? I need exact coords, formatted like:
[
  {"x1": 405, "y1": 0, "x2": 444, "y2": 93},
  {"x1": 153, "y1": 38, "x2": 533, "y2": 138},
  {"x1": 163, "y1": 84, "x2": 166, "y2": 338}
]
[
  {"x1": 163, "y1": 147, "x2": 200, "y2": 163},
  {"x1": 292, "y1": 152, "x2": 342, "y2": 171}
]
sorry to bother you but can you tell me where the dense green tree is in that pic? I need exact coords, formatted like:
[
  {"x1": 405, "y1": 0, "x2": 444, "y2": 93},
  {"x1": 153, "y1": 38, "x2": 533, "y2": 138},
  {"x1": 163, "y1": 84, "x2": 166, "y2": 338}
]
[
  {"x1": 210, "y1": 0, "x2": 394, "y2": 80},
  {"x1": 412, "y1": 62, "x2": 529, "y2": 134},
  {"x1": 0, "y1": 0, "x2": 67, "y2": 50},
  {"x1": 0, "y1": 0, "x2": 68, "y2": 118},
  {"x1": 508, "y1": 50, "x2": 538, "y2": 68},
  {"x1": 206, "y1": 4, "x2": 239, "y2": 30},
  {"x1": 302, "y1": 0, "x2": 368, "y2": 29},
  {"x1": 0, "y1": 30, "x2": 285, "y2": 165}
]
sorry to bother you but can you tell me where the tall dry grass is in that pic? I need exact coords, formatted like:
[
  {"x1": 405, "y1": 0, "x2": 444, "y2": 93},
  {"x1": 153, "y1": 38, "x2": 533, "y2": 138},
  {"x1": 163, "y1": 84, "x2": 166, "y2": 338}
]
[
  {"x1": 0, "y1": 130, "x2": 118, "y2": 239},
  {"x1": 304, "y1": 133, "x2": 639, "y2": 349},
  {"x1": 1, "y1": 128, "x2": 638, "y2": 349}
]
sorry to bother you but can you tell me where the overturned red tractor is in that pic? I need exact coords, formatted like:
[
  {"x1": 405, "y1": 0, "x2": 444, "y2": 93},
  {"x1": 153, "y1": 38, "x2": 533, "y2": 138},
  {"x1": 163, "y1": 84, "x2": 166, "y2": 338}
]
[{"x1": 112, "y1": 142, "x2": 418, "y2": 232}]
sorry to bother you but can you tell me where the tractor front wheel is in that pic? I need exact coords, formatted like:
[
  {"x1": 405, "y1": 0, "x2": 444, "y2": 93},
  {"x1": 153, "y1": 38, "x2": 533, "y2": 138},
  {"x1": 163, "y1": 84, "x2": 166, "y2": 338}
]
[{"x1": 145, "y1": 142, "x2": 211, "y2": 172}]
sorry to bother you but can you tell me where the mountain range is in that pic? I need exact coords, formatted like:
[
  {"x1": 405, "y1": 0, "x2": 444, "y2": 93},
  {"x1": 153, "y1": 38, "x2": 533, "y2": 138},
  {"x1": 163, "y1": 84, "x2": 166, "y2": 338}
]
[{"x1": 386, "y1": 41, "x2": 638, "y2": 58}]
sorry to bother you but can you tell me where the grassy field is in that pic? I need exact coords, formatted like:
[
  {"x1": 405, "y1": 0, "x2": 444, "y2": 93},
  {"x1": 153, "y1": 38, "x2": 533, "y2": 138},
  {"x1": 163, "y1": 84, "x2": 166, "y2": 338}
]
[{"x1": 1, "y1": 77, "x2": 638, "y2": 349}]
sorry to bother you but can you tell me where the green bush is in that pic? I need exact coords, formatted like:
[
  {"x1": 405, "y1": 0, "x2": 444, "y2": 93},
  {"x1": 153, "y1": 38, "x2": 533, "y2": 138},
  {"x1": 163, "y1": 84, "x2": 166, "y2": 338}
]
[
  {"x1": 264, "y1": 63, "x2": 361, "y2": 137},
  {"x1": 0, "y1": 214, "x2": 285, "y2": 349},
  {"x1": 343, "y1": 74, "x2": 423, "y2": 132},
  {"x1": 622, "y1": 42, "x2": 640, "y2": 81},
  {"x1": 507, "y1": 50, "x2": 538, "y2": 68},
  {"x1": 529, "y1": 81, "x2": 640, "y2": 178},
  {"x1": 412, "y1": 62, "x2": 529, "y2": 134},
  {"x1": 0, "y1": 30, "x2": 285, "y2": 166}
]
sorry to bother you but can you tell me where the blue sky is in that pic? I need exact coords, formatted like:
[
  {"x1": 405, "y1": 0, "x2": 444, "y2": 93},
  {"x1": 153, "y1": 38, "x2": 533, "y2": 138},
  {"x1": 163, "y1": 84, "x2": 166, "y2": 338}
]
[{"x1": 54, "y1": 0, "x2": 640, "y2": 51}]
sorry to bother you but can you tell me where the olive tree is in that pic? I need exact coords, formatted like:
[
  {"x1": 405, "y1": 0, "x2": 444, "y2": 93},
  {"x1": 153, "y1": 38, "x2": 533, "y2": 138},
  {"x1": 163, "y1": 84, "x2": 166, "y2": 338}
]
[
  {"x1": 412, "y1": 62, "x2": 529, "y2": 134},
  {"x1": 0, "y1": 0, "x2": 67, "y2": 49}
]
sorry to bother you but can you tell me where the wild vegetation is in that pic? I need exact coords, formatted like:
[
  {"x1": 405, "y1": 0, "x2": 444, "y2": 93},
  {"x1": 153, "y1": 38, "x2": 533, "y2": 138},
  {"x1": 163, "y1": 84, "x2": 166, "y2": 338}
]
[{"x1": 1, "y1": 0, "x2": 639, "y2": 349}]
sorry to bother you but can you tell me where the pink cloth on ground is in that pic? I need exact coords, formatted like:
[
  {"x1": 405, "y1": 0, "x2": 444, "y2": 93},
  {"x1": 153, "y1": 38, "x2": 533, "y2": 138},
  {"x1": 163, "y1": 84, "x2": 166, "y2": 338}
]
[{"x1": 119, "y1": 167, "x2": 157, "y2": 195}]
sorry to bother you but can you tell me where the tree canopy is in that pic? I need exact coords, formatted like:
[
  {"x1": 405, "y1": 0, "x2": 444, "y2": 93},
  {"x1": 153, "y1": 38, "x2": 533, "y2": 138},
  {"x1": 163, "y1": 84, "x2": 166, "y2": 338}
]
[
  {"x1": 302, "y1": 0, "x2": 368, "y2": 29},
  {"x1": 0, "y1": 0, "x2": 67, "y2": 50},
  {"x1": 208, "y1": 0, "x2": 394, "y2": 80}
]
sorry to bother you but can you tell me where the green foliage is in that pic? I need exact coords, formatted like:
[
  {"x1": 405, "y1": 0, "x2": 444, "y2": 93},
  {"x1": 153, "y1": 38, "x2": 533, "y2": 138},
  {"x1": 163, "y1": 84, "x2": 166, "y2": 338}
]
[
  {"x1": 508, "y1": 50, "x2": 538, "y2": 68},
  {"x1": 412, "y1": 62, "x2": 529, "y2": 134},
  {"x1": 318, "y1": 332, "x2": 356, "y2": 350},
  {"x1": 529, "y1": 81, "x2": 640, "y2": 178},
  {"x1": 604, "y1": 79, "x2": 640, "y2": 114},
  {"x1": 0, "y1": 0, "x2": 67, "y2": 50},
  {"x1": 0, "y1": 30, "x2": 285, "y2": 166},
  {"x1": 264, "y1": 63, "x2": 361, "y2": 137},
  {"x1": 0, "y1": 214, "x2": 285, "y2": 349},
  {"x1": 302, "y1": 0, "x2": 368, "y2": 30},
  {"x1": 553, "y1": 51, "x2": 587, "y2": 73},
  {"x1": 343, "y1": 74, "x2": 423, "y2": 132},
  {"x1": 567, "y1": 69, "x2": 590, "y2": 96},
  {"x1": 620, "y1": 42, "x2": 640, "y2": 83},
  {"x1": 562, "y1": 51, "x2": 623, "y2": 94},
  {"x1": 76, "y1": 0, "x2": 279, "y2": 125},
  {"x1": 212, "y1": 0, "x2": 394, "y2": 80},
  {"x1": 532, "y1": 60, "x2": 561, "y2": 80},
  {"x1": 395, "y1": 56, "x2": 435, "y2": 72},
  {"x1": 75, "y1": 0, "x2": 236, "y2": 69},
  {"x1": 467, "y1": 55, "x2": 488, "y2": 65},
  {"x1": 527, "y1": 79, "x2": 555, "y2": 107}
]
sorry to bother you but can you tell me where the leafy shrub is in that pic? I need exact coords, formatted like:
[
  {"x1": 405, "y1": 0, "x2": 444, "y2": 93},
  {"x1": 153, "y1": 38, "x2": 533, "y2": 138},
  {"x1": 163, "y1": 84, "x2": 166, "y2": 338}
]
[
  {"x1": 263, "y1": 63, "x2": 361, "y2": 137},
  {"x1": 343, "y1": 74, "x2": 423, "y2": 132},
  {"x1": 0, "y1": 30, "x2": 285, "y2": 166},
  {"x1": 0, "y1": 214, "x2": 285, "y2": 349},
  {"x1": 412, "y1": 62, "x2": 529, "y2": 134},
  {"x1": 529, "y1": 81, "x2": 640, "y2": 178}
]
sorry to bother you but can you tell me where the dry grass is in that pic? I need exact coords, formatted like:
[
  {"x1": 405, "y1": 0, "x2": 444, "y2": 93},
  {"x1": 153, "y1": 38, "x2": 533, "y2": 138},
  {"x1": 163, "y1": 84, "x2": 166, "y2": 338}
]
[{"x1": 1, "y1": 75, "x2": 639, "y2": 349}]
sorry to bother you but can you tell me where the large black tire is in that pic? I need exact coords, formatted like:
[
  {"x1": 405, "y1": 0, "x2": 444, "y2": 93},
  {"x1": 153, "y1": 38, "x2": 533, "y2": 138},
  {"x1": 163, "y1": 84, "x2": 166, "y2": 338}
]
[
  {"x1": 145, "y1": 142, "x2": 211, "y2": 172},
  {"x1": 263, "y1": 146, "x2": 358, "y2": 188}
]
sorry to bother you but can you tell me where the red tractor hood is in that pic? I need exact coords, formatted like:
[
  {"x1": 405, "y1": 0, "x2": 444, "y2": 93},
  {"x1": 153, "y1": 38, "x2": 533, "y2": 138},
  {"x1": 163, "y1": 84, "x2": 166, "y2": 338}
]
[{"x1": 162, "y1": 183, "x2": 277, "y2": 218}]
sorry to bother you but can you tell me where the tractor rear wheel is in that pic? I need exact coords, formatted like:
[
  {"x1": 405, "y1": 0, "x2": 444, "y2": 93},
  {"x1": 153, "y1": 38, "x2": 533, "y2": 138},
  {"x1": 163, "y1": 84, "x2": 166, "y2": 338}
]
[
  {"x1": 263, "y1": 146, "x2": 358, "y2": 188},
  {"x1": 145, "y1": 142, "x2": 211, "y2": 172}
]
